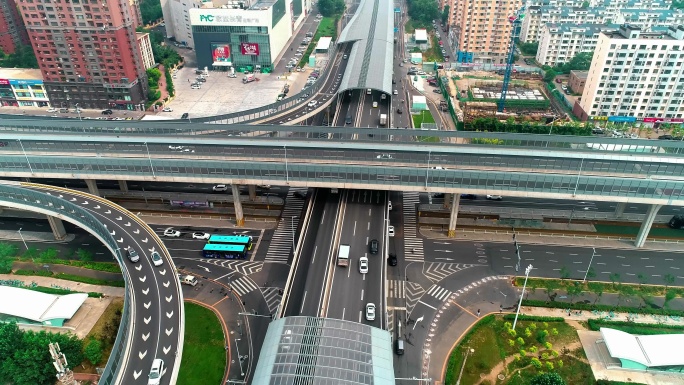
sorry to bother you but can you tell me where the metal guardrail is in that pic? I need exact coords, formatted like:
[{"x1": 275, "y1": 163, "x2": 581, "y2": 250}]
[
  {"x1": 0, "y1": 184, "x2": 130, "y2": 385},
  {"x1": 419, "y1": 204, "x2": 674, "y2": 224}
]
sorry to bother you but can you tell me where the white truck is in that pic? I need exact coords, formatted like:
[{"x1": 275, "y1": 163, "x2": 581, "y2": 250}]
[
  {"x1": 179, "y1": 274, "x2": 198, "y2": 286},
  {"x1": 337, "y1": 244, "x2": 350, "y2": 267},
  {"x1": 379, "y1": 113, "x2": 387, "y2": 126}
]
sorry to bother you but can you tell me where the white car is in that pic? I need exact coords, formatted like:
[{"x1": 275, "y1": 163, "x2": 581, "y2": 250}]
[
  {"x1": 162, "y1": 107, "x2": 173, "y2": 112},
  {"x1": 377, "y1": 153, "x2": 393, "y2": 159},
  {"x1": 431, "y1": 166, "x2": 446, "y2": 170},
  {"x1": 307, "y1": 101, "x2": 318, "y2": 108},
  {"x1": 150, "y1": 251, "x2": 164, "y2": 267},
  {"x1": 213, "y1": 184, "x2": 228, "y2": 192},
  {"x1": 372, "y1": 101, "x2": 378, "y2": 108},
  {"x1": 365, "y1": 303, "x2": 376, "y2": 321},
  {"x1": 486, "y1": 195, "x2": 503, "y2": 201},
  {"x1": 388, "y1": 201, "x2": 392, "y2": 210},
  {"x1": 46, "y1": 108, "x2": 57, "y2": 113},
  {"x1": 417, "y1": 71, "x2": 426, "y2": 75},
  {"x1": 168, "y1": 145, "x2": 184, "y2": 150},
  {"x1": 393, "y1": 90, "x2": 398, "y2": 95},
  {"x1": 257, "y1": 184, "x2": 271, "y2": 189},
  {"x1": 163, "y1": 228, "x2": 180, "y2": 237},
  {"x1": 359, "y1": 256, "x2": 369, "y2": 274},
  {"x1": 148, "y1": 358, "x2": 165, "y2": 385},
  {"x1": 192, "y1": 232, "x2": 210, "y2": 240},
  {"x1": 388, "y1": 226, "x2": 395, "y2": 237}
]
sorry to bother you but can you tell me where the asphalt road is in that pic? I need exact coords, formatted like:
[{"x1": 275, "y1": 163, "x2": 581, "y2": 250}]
[
  {"x1": 327, "y1": 190, "x2": 387, "y2": 327},
  {"x1": 21, "y1": 184, "x2": 184, "y2": 385}
]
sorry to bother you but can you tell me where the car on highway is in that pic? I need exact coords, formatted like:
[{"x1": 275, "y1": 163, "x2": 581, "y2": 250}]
[
  {"x1": 47, "y1": 108, "x2": 58, "y2": 113},
  {"x1": 460, "y1": 194, "x2": 477, "y2": 200},
  {"x1": 393, "y1": 89, "x2": 398, "y2": 95},
  {"x1": 168, "y1": 145, "x2": 184, "y2": 150},
  {"x1": 417, "y1": 71, "x2": 426, "y2": 75},
  {"x1": 101, "y1": 109, "x2": 113, "y2": 115},
  {"x1": 162, "y1": 107, "x2": 173, "y2": 112},
  {"x1": 258, "y1": 184, "x2": 271, "y2": 189},
  {"x1": 431, "y1": 166, "x2": 446, "y2": 170},
  {"x1": 365, "y1": 303, "x2": 376, "y2": 321},
  {"x1": 150, "y1": 251, "x2": 164, "y2": 267},
  {"x1": 307, "y1": 101, "x2": 318, "y2": 108},
  {"x1": 192, "y1": 232, "x2": 210, "y2": 240},
  {"x1": 388, "y1": 226, "x2": 395, "y2": 237},
  {"x1": 294, "y1": 191, "x2": 307, "y2": 199},
  {"x1": 388, "y1": 201, "x2": 392, "y2": 210},
  {"x1": 148, "y1": 358, "x2": 165, "y2": 385},
  {"x1": 163, "y1": 228, "x2": 181, "y2": 237},
  {"x1": 125, "y1": 248, "x2": 140, "y2": 263},
  {"x1": 387, "y1": 253, "x2": 398, "y2": 266},
  {"x1": 396, "y1": 108, "x2": 402, "y2": 114},
  {"x1": 377, "y1": 153, "x2": 393, "y2": 159},
  {"x1": 359, "y1": 256, "x2": 369, "y2": 274},
  {"x1": 372, "y1": 101, "x2": 378, "y2": 108},
  {"x1": 486, "y1": 195, "x2": 503, "y2": 200},
  {"x1": 213, "y1": 184, "x2": 228, "y2": 192},
  {"x1": 369, "y1": 239, "x2": 379, "y2": 254}
]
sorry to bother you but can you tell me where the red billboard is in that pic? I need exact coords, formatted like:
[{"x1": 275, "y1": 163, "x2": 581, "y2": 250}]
[
  {"x1": 642, "y1": 117, "x2": 684, "y2": 123},
  {"x1": 0, "y1": 79, "x2": 9, "y2": 85},
  {"x1": 240, "y1": 42, "x2": 260, "y2": 56},
  {"x1": 211, "y1": 43, "x2": 231, "y2": 63}
]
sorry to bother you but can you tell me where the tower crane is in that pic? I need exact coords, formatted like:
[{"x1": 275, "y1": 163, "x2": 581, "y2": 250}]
[{"x1": 498, "y1": 7, "x2": 526, "y2": 112}]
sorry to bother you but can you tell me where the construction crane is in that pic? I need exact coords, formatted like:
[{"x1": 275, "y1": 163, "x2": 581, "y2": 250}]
[{"x1": 498, "y1": 7, "x2": 526, "y2": 112}]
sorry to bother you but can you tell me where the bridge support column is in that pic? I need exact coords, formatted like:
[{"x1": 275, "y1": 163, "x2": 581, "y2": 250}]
[
  {"x1": 614, "y1": 202, "x2": 627, "y2": 218},
  {"x1": 447, "y1": 195, "x2": 461, "y2": 238},
  {"x1": 47, "y1": 215, "x2": 67, "y2": 240},
  {"x1": 22, "y1": 178, "x2": 31, "y2": 183},
  {"x1": 635, "y1": 204, "x2": 662, "y2": 248},
  {"x1": 118, "y1": 180, "x2": 129, "y2": 192},
  {"x1": 84, "y1": 179, "x2": 99, "y2": 196},
  {"x1": 443, "y1": 193, "x2": 451, "y2": 208},
  {"x1": 248, "y1": 185, "x2": 257, "y2": 201},
  {"x1": 231, "y1": 184, "x2": 245, "y2": 227}
]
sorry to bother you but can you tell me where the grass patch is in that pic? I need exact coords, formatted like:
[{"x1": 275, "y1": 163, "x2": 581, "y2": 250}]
[
  {"x1": 422, "y1": 35, "x2": 444, "y2": 63},
  {"x1": 76, "y1": 297, "x2": 124, "y2": 374},
  {"x1": 444, "y1": 315, "x2": 593, "y2": 385},
  {"x1": 297, "y1": 16, "x2": 338, "y2": 68},
  {"x1": 177, "y1": 302, "x2": 226, "y2": 385},
  {"x1": 412, "y1": 110, "x2": 435, "y2": 127},
  {"x1": 587, "y1": 318, "x2": 684, "y2": 335}
]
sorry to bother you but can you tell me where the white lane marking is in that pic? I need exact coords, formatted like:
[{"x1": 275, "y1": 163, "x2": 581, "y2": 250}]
[
  {"x1": 142, "y1": 332, "x2": 150, "y2": 341},
  {"x1": 300, "y1": 291, "x2": 307, "y2": 314},
  {"x1": 418, "y1": 300, "x2": 437, "y2": 310}
]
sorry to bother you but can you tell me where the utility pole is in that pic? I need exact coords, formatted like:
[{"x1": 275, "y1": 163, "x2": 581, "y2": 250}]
[
  {"x1": 512, "y1": 264, "x2": 533, "y2": 331},
  {"x1": 49, "y1": 342, "x2": 75, "y2": 385},
  {"x1": 513, "y1": 229, "x2": 520, "y2": 273},
  {"x1": 455, "y1": 347, "x2": 474, "y2": 385}
]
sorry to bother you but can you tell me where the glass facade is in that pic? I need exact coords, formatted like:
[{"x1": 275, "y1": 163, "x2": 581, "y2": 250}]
[
  {"x1": 193, "y1": 25, "x2": 273, "y2": 70},
  {"x1": 292, "y1": 0, "x2": 302, "y2": 19},
  {"x1": 271, "y1": 0, "x2": 286, "y2": 27}
]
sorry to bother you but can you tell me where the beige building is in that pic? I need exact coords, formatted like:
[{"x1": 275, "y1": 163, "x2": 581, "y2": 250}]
[
  {"x1": 136, "y1": 33, "x2": 156, "y2": 70},
  {"x1": 447, "y1": 0, "x2": 522, "y2": 63},
  {"x1": 576, "y1": 24, "x2": 684, "y2": 121},
  {"x1": 569, "y1": 70, "x2": 588, "y2": 94}
]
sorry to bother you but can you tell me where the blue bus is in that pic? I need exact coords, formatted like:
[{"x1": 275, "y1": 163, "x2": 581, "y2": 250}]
[
  {"x1": 202, "y1": 244, "x2": 248, "y2": 259},
  {"x1": 207, "y1": 234, "x2": 253, "y2": 250}
]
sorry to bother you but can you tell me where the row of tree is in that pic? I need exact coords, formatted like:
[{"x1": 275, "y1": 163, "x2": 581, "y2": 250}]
[
  {"x1": 140, "y1": 0, "x2": 163, "y2": 25},
  {"x1": 318, "y1": 0, "x2": 345, "y2": 17},
  {"x1": 406, "y1": 0, "x2": 439, "y2": 28},
  {"x1": 466, "y1": 117, "x2": 593, "y2": 136},
  {"x1": 543, "y1": 51, "x2": 594, "y2": 82},
  {"x1": 0, "y1": 45, "x2": 38, "y2": 69}
]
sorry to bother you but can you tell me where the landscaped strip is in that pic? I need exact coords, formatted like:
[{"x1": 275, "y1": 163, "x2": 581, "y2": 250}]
[{"x1": 176, "y1": 302, "x2": 227, "y2": 385}]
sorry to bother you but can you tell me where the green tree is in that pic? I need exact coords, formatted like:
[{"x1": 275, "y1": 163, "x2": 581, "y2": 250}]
[
  {"x1": 441, "y1": 5, "x2": 450, "y2": 25},
  {"x1": 555, "y1": 51, "x2": 593, "y2": 74},
  {"x1": 609, "y1": 273, "x2": 621, "y2": 290},
  {"x1": 318, "y1": 0, "x2": 345, "y2": 17},
  {"x1": 531, "y1": 372, "x2": 566, "y2": 385},
  {"x1": 76, "y1": 248, "x2": 93, "y2": 263},
  {"x1": 665, "y1": 289, "x2": 677, "y2": 308},
  {"x1": 544, "y1": 279, "x2": 560, "y2": 301},
  {"x1": 146, "y1": 68, "x2": 162, "y2": 89},
  {"x1": 518, "y1": 42, "x2": 539, "y2": 56},
  {"x1": 39, "y1": 247, "x2": 58, "y2": 261},
  {"x1": 585, "y1": 267, "x2": 596, "y2": 281},
  {"x1": 139, "y1": 0, "x2": 163, "y2": 25},
  {"x1": 0, "y1": 242, "x2": 17, "y2": 273},
  {"x1": 0, "y1": 322, "x2": 23, "y2": 379},
  {"x1": 559, "y1": 266, "x2": 570, "y2": 281},
  {"x1": 83, "y1": 339, "x2": 103, "y2": 365},
  {"x1": 663, "y1": 274, "x2": 675, "y2": 291},
  {"x1": 407, "y1": 0, "x2": 439, "y2": 26},
  {"x1": 588, "y1": 282, "x2": 604, "y2": 305},
  {"x1": 566, "y1": 282, "x2": 583, "y2": 303},
  {"x1": 543, "y1": 68, "x2": 558, "y2": 83}
]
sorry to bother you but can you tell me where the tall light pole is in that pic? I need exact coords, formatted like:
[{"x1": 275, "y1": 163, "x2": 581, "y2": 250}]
[
  {"x1": 425, "y1": 150, "x2": 431, "y2": 189},
  {"x1": 455, "y1": 347, "x2": 475, "y2": 385},
  {"x1": 143, "y1": 142, "x2": 156, "y2": 178},
  {"x1": 583, "y1": 247, "x2": 596, "y2": 282},
  {"x1": 234, "y1": 338, "x2": 245, "y2": 377},
  {"x1": 512, "y1": 264, "x2": 533, "y2": 331},
  {"x1": 75, "y1": 103, "x2": 82, "y2": 121},
  {"x1": 17, "y1": 228, "x2": 28, "y2": 250},
  {"x1": 17, "y1": 139, "x2": 34, "y2": 174}
]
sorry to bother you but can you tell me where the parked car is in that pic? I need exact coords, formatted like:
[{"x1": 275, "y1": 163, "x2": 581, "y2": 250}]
[
  {"x1": 101, "y1": 109, "x2": 113, "y2": 115},
  {"x1": 388, "y1": 226, "x2": 395, "y2": 237},
  {"x1": 163, "y1": 228, "x2": 181, "y2": 237},
  {"x1": 181, "y1": 113, "x2": 189, "y2": 119},
  {"x1": 213, "y1": 184, "x2": 228, "y2": 192},
  {"x1": 162, "y1": 107, "x2": 173, "y2": 112},
  {"x1": 46, "y1": 108, "x2": 57, "y2": 113},
  {"x1": 192, "y1": 232, "x2": 210, "y2": 240},
  {"x1": 460, "y1": 194, "x2": 477, "y2": 200}
]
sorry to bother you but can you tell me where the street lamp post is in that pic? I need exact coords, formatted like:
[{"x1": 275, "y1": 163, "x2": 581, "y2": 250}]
[
  {"x1": 583, "y1": 247, "x2": 596, "y2": 282},
  {"x1": 143, "y1": 142, "x2": 156, "y2": 178},
  {"x1": 17, "y1": 228, "x2": 28, "y2": 250},
  {"x1": 75, "y1": 103, "x2": 82, "y2": 121},
  {"x1": 512, "y1": 264, "x2": 533, "y2": 331},
  {"x1": 455, "y1": 347, "x2": 475, "y2": 385},
  {"x1": 425, "y1": 150, "x2": 431, "y2": 189},
  {"x1": 284, "y1": 145, "x2": 289, "y2": 182},
  {"x1": 234, "y1": 338, "x2": 245, "y2": 377}
]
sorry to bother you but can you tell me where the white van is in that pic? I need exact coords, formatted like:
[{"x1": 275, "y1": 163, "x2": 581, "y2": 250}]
[{"x1": 366, "y1": 88, "x2": 372, "y2": 95}]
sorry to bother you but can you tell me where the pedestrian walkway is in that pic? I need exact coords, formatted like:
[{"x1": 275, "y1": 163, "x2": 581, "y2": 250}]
[
  {"x1": 388, "y1": 279, "x2": 405, "y2": 299},
  {"x1": 425, "y1": 284, "x2": 452, "y2": 301},
  {"x1": 228, "y1": 275, "x2": 259, "y2": 296},
  {"x1": 403, "y1": 192, "x2": 424, "y2": 262},
  {"x1": 264, "y1": 188, "x2": 308, "y2": 263},
  {"x1": 261, "y1": 286, "x2": 282, "y2": 314}
]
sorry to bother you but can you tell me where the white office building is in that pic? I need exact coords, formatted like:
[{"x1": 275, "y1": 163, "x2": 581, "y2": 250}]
[
  {"x1": 577, "y1": 25, "x2": 684, "y2": 120},
  {"x1": 536, "y1": 23, "x2": 606, "y2": 66}
]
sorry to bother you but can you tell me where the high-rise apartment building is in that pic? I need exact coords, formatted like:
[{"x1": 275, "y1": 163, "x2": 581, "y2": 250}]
[
  {"x1": 448, "y1": 0, "x2": 522, "y2": 63},
  {"x1": 520, "y1": 6, "x2": 607, "y2": 43},
  {"x1": 536, "y1": 23, "x2": 606, "y2": 67},
  {"x1": 576, "y1": 24, "x2": 684, "y2": 121},
  {"x1": 17, "y1": 0, "x2": 148, "y2": 110},
  {"x1": 0, "y1": 0, "x2": 29, "y2": 54}
]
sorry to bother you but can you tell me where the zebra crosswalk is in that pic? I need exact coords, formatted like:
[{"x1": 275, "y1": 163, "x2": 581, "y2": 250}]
[
  {"x1": 388, "y1": 280, "x2": 405, "y2": 299},
  {"x1": 425, "y1": 284, "x2": 452, "y2": 301},
  {"x1": 402, "y1": 192, "x2": 424, "y2": 262},
  {"x1": 265, "y1": 188, "x2": 308, "y2": 263},
  {"x1": 423, "y1": 263, "x2": 472, "y2": 283},
  {"x1": 199, "y1": 259, "x2": 263, "y2": 276},
  {"x1": 229, "y1": 276, "x2": 259, "y2": 296},
  {"x1": 405, "y1": 281, "x2": 425, "y2": 315},
  {"x1": 261, "y1": 287, "x2": 283, "y2": 314}
]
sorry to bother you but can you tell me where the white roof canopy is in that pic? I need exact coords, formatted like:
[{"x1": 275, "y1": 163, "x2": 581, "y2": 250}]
[
  {"x1": 601, "y1": 327, "x2": 684, "y2": 367},
  {"x1": 0, "y1": 286, "x2": 88, "y2": 322}
]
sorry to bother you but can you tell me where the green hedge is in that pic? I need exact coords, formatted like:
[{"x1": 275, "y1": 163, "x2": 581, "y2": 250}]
[
  {"x1": 502, "y1": 314, "x2": 564, "y2": 322},
  {"x1": 13, "y1": 270, "x2": 124, "y2": 287},
  {"x1": 521, "y1": 299, "x2": 684, "y2": 317},
  {"x1": 16, "y1": 256, "x2": 122, "y2": 273},
  {"x1": 587, "y1": 318, "x2": 684, "y2": 335},
  {"x1": 24, "y1": 285, "x2": 102, "y2": 298}
]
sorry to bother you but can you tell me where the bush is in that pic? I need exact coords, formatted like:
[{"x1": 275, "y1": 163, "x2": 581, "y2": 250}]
[
  {"x1": 503, "y1": 314, "x2": 565, "y2": 322},
  {"x1": 521, "y1": 299, "x2": 684, "y2": 317}
]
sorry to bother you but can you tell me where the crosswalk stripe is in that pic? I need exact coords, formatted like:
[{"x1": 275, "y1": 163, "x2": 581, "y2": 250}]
[
  {"x1": 403, "y1": 192, "x2": 424, "y2": 262},
  {"x1": 265, "y1": 188, "x2": 308, "y2": 263},
  {"x1": 230, "y1": 276, "x2": 258, "y2": 295},
  {"x1": 261, "y1": 287, "x2": 282, "y2": 314}
]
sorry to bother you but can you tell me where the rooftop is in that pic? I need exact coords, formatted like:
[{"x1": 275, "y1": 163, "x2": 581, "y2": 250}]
[
  {"x1": 601, "y1": 327, "x2": 684, "y2": 368},
  {"x1": 0, "y1": 68, "x2": 44, "y2": 81},
  {"x1": 0, "y1": 286, "x2": 88, "y2": 324},
  {"x1": 545, "y1": 22, "x2": 613, "y2": 36}
]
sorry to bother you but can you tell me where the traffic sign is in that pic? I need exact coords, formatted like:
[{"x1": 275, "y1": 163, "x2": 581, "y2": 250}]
[
  {"x1": 394, "y1": 7, "x2": 401, "y2": 12},
  {"x1": 394, "y1": 27, "x2": 399, "y2": 33}
]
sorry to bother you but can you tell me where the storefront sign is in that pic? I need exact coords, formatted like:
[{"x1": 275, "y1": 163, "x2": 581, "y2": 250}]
[
  {"x1": 608, "y1": 116, "x2": 636, "y2": 123},
  {"x1": 240, "y1": 43, "x2": 260, "y2": 56},
  {"x1": 10, "y1": 79, "x2": 43, "y2": 86},
  {"x1": 642, "y1": 117, "x2": 684, "y2": 123},
  {"x1": 198, "y1": 13, "x2": 261, "y2": 24},
  {"x1": 212, "y1": 43, "x2": 231, "y2": 63},
  {"x1": 0, "y1": 79, "x2": 9, "y2": 85}
]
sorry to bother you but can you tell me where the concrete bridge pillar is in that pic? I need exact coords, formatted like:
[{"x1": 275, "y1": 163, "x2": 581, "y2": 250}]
[
  {"x1": 232, "y1": 184, "x2": 245, "y2": 227},
  {"x1": 84, "y1": 179, "x2": 99, "y2": 196},
  {"x1": 22, "y1": 178, "x2": 31, "y2": 183},
  {"x1": 118, "y1": 180, "x2": 129, "y2": 192},
  {"x1": 248, "y1": 185, "x2": 257, "y2": 201},
  {"x1": 447, "y1": 194, "x2": 461, "y2": 238},
  {"x1": 47, "y1": 215, "x2": 67, "y2": 240},
  {"x1": 614, "y1": 202, "x2": 626, "y2": 218},
  {"x1": 635, "y1": 204, "x2": 662, "y2": 248},
  {"x1": 443, "y1": 192, "x2": 451, "y2": 208}
]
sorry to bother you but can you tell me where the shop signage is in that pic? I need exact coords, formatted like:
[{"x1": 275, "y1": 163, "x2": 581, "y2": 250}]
[
  {"x1": 642, "y1": 117, "x2": 684, "y2": 123},
  {"x1": 240, "y1": 43, "x2": 260, "y2": 56}
]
